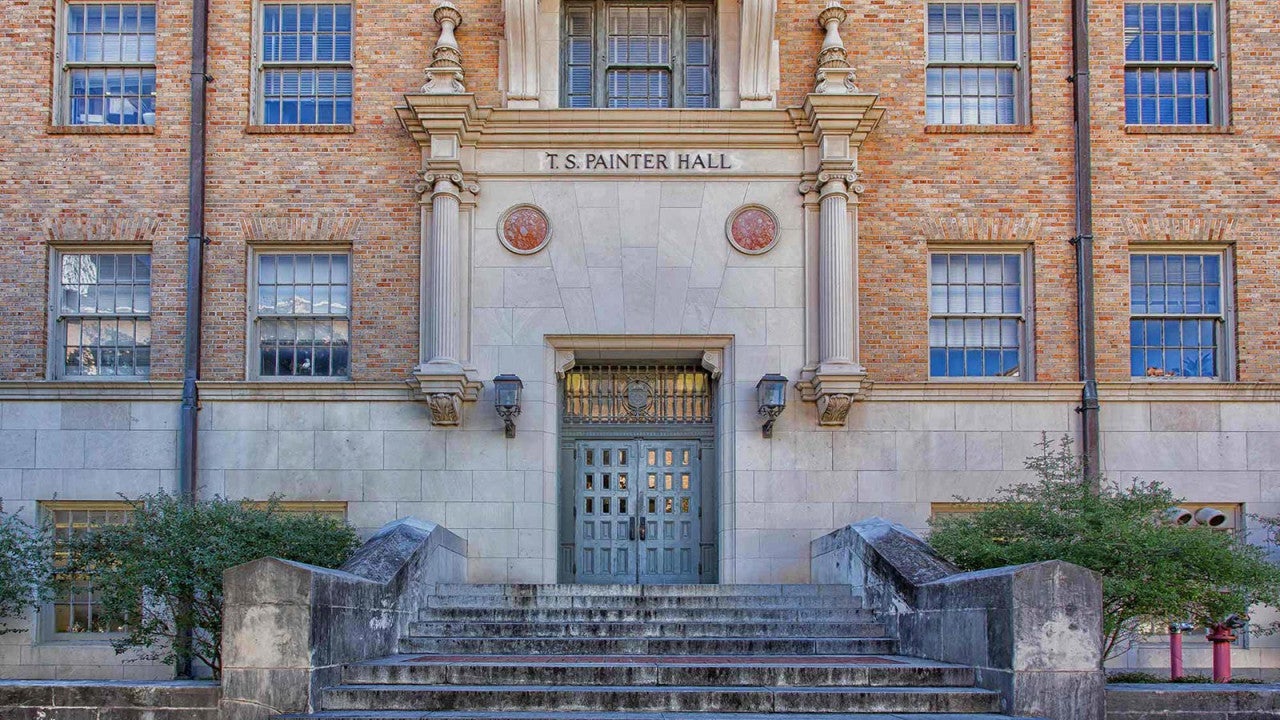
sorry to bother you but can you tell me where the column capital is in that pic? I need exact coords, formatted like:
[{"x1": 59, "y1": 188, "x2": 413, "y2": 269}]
[{"x1": 415, "y1": 170, "x2": 479, "y2": 198}]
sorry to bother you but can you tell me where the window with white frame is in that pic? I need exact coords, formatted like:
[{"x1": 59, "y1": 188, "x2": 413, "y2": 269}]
[
  {"x1": 925, "y1": 1, "x2": 1024, "y2": 125},
  {"x1": 1123, "y1": 1, "x2": 1224, "y2": 125},
  {"x1": 58, "y1": 2, "x2": 157, "y2": 126},
  {"x1": 54, "y1": 252, "x2": 152, "y2": 378},
  {"x1": 42, "y1": 502, "x2": 131, "y2": 636},
  {"x1": 253, "y1": 252, "x2": 351, "y2": 378},
  {"x1": 562, "y1": 0, "x2": 716, "y2": 109},
  {"x1": 1130, "y1": 252, "x2": 1228, "y2": 378},
  {"x1": 256, "y1": 2, "x2": 354, "y2": 125},
  {"x1": 928, "y1": 251, "x2": 1028, "y2": 378}
]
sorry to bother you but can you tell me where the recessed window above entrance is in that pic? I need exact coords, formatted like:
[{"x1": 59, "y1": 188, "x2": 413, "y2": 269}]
[
  {"x1": 563, "y1": 364, "x2": 714, "y2": 424},
  {"x1": 561, "y1": 0, "x2": 717, "y2": 109}
]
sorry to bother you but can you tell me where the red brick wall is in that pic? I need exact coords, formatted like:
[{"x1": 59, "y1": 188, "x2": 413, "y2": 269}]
[{"x1": 0, "y1": 0, "x2": 1276, "y2": 383}]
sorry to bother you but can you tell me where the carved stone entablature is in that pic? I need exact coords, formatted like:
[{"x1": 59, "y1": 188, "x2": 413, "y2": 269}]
[
  {"x1": 796, "y1": 365, "x2": 871, "y2": 427},
  {"x1": 241, "y1": 215, "x2": 362, "y2": 244},
  {"x1": 913, "y1": 215, "x2": 1043, "y2": 244},
  {"x1": 43, "y1": 214, "x2": 161, "y2": 245},
  {"x1": 1125, "y1": 215, "x2": 1235, "y2": 245},
  {"x1": 423, "y1": 1, "x2": 466, "y2": 94}
]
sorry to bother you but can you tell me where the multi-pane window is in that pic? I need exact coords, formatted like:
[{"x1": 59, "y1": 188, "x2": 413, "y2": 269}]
[
  {"x1": 562, "y1": 0, "x2": 715, "y2": 109},
  {"x1": 60, "y1": 2, "x2": 157, "y2": 126},
  {"x1": 253, "y1": 252, "x2": 351, "y2": 378},
  {"x1": 1130, "y1": 253, "x2": 1226, "y2": 378},
  {"x1": 925, "y1": 2, "x2": 1021, "y2": 125},
  {"x1": 44, "y1": 502, "x2": 130, "y2": 635},
  {"x1": 928, "y1": 252, "x2": 1026, "y2": 378},
  {"x1": 1124, "y1": 2, "x2": 1220, "y2": 125},
  {"x1": 257, "y1": 3, "x2": 354, "y2": 125},
  {"x1": 55, "y1": 252, "x2": 152, "y2": 378}
]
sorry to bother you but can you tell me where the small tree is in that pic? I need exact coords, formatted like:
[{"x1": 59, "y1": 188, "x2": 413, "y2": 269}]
[
  {"x1": 0, "y1": 501, "x2": 54, "y2": 634},
  {"x1": 67, "y1": 493, "x2": 360, "y2": 678},
  {"x1": 929, "y1": 436, "x2": 1280, "y2": 660}
]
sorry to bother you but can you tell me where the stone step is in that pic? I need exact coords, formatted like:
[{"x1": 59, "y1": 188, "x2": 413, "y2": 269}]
[
  {"x1": 430, "y1": 584, "x2": 857, "y2": 598},
  {"x1": 280, "y1": 707, "x2": 1039, "y2": 712},
  {"x1": 416, "y1": 607, "x2": 878, "y2": 624},
  {"x1": 398, "y1": 637, "x2": 899, "y2": 655},
  {"x1": 406, "y1": 621, "x2": 888, "y2": 639},
  {"x1": 342, "y1": 655, "x2": 975, "y2": 688},
  {"x1": 320, "y1": 684, "x2": 1002, "y2": 714},
  {"x1": 425, "y1": 595, "x2": 862, "y2": 610}
]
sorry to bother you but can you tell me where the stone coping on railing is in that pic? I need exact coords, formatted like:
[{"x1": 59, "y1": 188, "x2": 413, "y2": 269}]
[
  {"x1": 813, "y1": 517, "x2": 1106, "y2": 720},
  {"x1": 0, "y1": 679, "x2": 220, "y2": 719}
]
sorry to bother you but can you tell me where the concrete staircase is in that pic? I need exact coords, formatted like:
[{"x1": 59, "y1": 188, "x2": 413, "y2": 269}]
[{"x1": 279, "y1": 584, "x2": 1039, "y2": 719}]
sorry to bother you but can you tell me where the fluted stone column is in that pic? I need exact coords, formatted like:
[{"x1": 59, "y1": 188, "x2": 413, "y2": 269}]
[
  {"x1": 427, "y1": 175, "x2": 462, "y2": 366},
  {"x1": 818, "y1": 175, "x2": 854, "y2": 367}
]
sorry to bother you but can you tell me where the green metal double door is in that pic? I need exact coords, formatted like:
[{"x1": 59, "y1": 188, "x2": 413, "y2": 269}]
[{"x1": 572, "y1": 438, "x2": 703, "y2": 584}]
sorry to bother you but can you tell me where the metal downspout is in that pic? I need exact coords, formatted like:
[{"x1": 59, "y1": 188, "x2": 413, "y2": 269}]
[
  {"x1": 176, "y1": 0, "x2": 210, "y2": 678},
  {"x1": 1070, "y1": 0, "x2": 1101, "y2": 488}
]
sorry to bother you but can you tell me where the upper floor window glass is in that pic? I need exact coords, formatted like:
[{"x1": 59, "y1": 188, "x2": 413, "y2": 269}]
[
  {"x1": 60, "y1": 2, "x2": 157, "y2": 126},
  {"x1": 925, "y1": 2, "x2": 1022, "y2": 125},
  {"x1": 54, "y1": 252, "x2": 152, "y2": 378},
  {"x1": 1130, "y1": 253, "x2": 1227, "y2": 378},
  {"x1": 562, "y1": 0, "x2": 715, "y2": 109},
  {"x1": 929, "y1": 251, "x2": 1027, "y2": 378},
  {"x1": 257, "y1": 3, "x2": 354, "y2": 124},
  {"x1": 1123, "y1": 2, "x2": 1221, "y2": 125},
  {"x1": 253, "y1": 252, "x2": 351, "y2": 378}
]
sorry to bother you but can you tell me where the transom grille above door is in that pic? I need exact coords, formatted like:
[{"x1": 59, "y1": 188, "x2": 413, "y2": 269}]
[{"x1": 563, "y1": 364, "x2": 713, "y2": 425}]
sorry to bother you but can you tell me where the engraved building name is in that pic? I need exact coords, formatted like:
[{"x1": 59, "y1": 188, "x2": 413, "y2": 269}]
[{"x1": 541, "y1": 151, "x2": 735, "y2": 172}]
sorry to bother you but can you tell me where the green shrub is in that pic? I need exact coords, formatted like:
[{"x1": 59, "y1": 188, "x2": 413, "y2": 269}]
[
  {"x1": 67, "y1": 492, "x2": 360, "y2": 678},
  {"x1": 928, "y1": 435, "x2": 1280, "y2": 661},
  {"x1": 0, "y1": 502, "x2": 54, "y2": 634}
]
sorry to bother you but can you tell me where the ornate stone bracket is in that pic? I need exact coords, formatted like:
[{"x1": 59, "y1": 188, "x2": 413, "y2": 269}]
[
  {"x1": 796, "y1": 369, "x2": 871, "y2": 426},
  {"x1": 815, "y1": 3, "x2": 858, "y2": 95},
  {"x1": 423, "y1": 2, "x2": 467, "y2": 94}
]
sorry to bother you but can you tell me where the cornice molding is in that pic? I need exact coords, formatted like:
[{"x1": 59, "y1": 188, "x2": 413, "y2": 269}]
[{"x1": 396, "y1": 94, "x2": 883, "y2": 151}]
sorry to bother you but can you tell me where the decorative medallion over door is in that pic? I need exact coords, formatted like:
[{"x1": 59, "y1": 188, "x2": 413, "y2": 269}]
[{"x1": 559, "y1": 364, "x2": 717, "y2": 584}]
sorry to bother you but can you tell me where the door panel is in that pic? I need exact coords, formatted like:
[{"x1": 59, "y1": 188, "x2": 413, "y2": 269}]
[
  {"x1": 574, "y1": 440, "x2": 638, "y2": 583},
  {"x1": 573, "y1": 438, "x2": 701, "y2": 584},
  {"x1": 638, "y1": 440, "x2": 701, "y2": 584}
]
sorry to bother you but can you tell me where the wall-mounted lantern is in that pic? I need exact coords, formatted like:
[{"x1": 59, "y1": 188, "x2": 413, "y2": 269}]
[
  {"x1": 493, "y1": 374, "x2": 523, "y2": 438},
  {"x1": 756, "y1": 373, "x2": 788, "y2": 438}
]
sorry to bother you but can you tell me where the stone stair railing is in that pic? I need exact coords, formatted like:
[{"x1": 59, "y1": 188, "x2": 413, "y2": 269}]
[
  {"x1": 219, "y1": 518, "x2": 467, "y2": 720},
  {"x1": 812, "y1": 517, "x2": 1105, "y2": 720}
]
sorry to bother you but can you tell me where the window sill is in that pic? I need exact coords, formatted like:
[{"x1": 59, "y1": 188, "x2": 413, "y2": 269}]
[
  {"x1": 245, "y1": 124, "x2": 356, "y2": 134},
  {"x1": 1129, "y1": 376, "x2": 1225, "y2": 383},
  {"x1": 1124, "y1": 124, "x2": 1234, "y2": 135},
  {"x1": 47, "y1": 125, "x2": 156, "y2": 135},
  {"x1": 924, "y1": 124, "x2": 1035, "y2": 134}
]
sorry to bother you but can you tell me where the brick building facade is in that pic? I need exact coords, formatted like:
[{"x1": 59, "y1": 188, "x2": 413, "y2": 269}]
[{"x1": 0, "y1": 0, "x2": 1277, "y2": 680}]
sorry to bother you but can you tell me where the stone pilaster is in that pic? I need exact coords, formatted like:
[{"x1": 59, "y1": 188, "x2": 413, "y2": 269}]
[
  {"x1": 795, "y1": 1, "x2": 877, "y2": 428},
  {"x1": 503, "y1": 0, "x2": 539, "y2": 107},
  {"x1": 412, "y1": 169, "x2": 482, "y2": 426},
  {"x1": 738, "y1": 0, "x2": 777, "y2": 108}
]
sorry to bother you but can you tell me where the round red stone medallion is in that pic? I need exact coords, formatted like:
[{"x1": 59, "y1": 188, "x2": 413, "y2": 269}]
[
  {"x1": 499, "y1": 205, "x2": 551, "y2": 254},
  {"x1": 726, "y1": 205, "x2": 779, "y2": 254}
]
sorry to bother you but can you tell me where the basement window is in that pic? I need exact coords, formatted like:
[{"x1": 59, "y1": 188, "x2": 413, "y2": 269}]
[{"x1": 40, "y1": 501, "x2": 132, "y2": 638}]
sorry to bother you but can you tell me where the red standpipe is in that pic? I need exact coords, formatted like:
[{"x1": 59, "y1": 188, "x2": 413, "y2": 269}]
[
  {"x1": 1169, "y1": 625, "x2": 1185, "y2": 680},
  {"x1": 1206, "y1": 624, "x2": 1236, "y2": 683}
]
